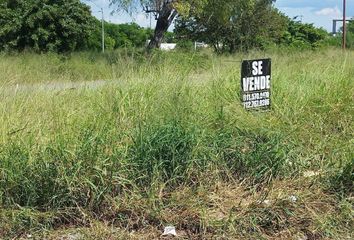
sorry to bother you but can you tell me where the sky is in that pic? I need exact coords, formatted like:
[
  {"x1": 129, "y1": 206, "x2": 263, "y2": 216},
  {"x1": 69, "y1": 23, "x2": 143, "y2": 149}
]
[{"x1": 83, "y1": 0, "x2": 354, "y2": 32}]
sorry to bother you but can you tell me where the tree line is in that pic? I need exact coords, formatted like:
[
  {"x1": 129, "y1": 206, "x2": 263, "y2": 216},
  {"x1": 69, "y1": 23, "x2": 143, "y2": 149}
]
[{"x1": 0, "y1": 0, "x2": 353, "y2": 53}]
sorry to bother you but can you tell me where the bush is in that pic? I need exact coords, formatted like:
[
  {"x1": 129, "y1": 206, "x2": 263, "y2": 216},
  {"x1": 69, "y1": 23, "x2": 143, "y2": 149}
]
[
  {"x1": 0, "y1": 0, "x2": 94, "y2": 53},
  {"x1": 281, "y1": 19, "x2": 328, "y2": 49},
  {"x1": 128, "y1": 121, "x2": 196, "y2": 186},
  {"x1": 214, "y1": 129, "x2": 290, "y2": 184},
  {"x1": 176, "y1": 40, "x2": 194, "y2": 51}
]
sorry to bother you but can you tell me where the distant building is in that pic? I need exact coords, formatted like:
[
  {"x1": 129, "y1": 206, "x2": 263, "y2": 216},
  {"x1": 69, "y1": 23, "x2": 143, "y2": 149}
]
[
  {"x1": 160, "y1": 43, "x2": 177, "y2": 51},
  {"x1": 145, "y1": 41, "x2": 209, "y2": 51},
  {"x1": 332, "y1": 18, "x2": 354, "y2": 35},
  {"x1": 146, "y1": 40, "x2": 176, "y2": 51}
]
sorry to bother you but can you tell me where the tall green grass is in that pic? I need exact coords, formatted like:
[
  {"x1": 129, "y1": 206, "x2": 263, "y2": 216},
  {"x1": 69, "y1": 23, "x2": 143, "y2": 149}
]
[{"x1": 0, "y1": 49, "x2": 353, "y2": 237}]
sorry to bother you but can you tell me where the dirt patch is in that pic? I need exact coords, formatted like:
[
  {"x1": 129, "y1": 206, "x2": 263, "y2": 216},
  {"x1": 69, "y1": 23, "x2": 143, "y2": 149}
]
[{"x1": 6, "y1": 179, "x2": 354, "y2": 240}]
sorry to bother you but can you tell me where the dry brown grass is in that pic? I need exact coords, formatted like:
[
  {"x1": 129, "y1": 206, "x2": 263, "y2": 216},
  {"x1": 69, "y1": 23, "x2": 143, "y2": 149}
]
[{"x1": 15, "y1": 177, "x2": 352, "y2": 240}]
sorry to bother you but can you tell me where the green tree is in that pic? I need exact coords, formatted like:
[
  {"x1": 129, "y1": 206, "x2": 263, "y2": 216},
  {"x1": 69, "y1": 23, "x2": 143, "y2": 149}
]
[
  {"x1": 348, "y1": 18, "x2": 354, "y2": 34},
  {"x1": 87, "y1": 19, "x2": 117, "y2": 51},
  {"x1": 175, "y1": 0, "x2": 285, "y2": 53},
  {"x1": 0, "y1": 0, "x2": 94, "y2": 52},
  {"x1": 163, "y1": 31, "x2": 176, "y2": 43},
  {"x1": 106, "y1": 22, "x2": 151, "y2": 48},
  {"x1": 281, "y1": 17, "x2": 328, "y2": 49},
  {"x1": 110, "y1": 0, "x2": 207, "y2": 49},
  {"x1": 87, "y1": 20, "x2": 151, "y2": 50},
  {"x1": 327, "y1": 18, "x2": 354, "y2": 49},
  {"x1": 346, "y1": 18, "x2": 354, "y2": 48}
]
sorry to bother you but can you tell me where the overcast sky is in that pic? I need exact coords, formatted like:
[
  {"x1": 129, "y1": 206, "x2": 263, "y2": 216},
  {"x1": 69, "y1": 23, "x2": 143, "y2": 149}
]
[{"x1": 83, "y1": 0, "x2": 354, "y2": 32}]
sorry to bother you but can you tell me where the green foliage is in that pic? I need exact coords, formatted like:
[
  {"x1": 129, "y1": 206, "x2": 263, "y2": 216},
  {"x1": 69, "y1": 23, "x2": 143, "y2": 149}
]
[
  {"x1": 106, "y1": 22, "x2": 151, "y2": 48},
  {"x1": 323, "y1": 18, "x2": 354, "y2": 49},
  {"x1": 87, "y1": 20, "x2": 152, "y2": 51},
  {"x1": 281, "y1": 18, "x2": 328, "y2": 49},
  {"x1": 0, "y1": 0, "x2": 95, "y2": 52},
  {"x1": 163, "y1": 31, "x2": 176, "y2": 43},
  {"x1": 110, "y1": 0, "x2": 208, "y2": 17},
  {"x1": 175, "y1": 0, "x2": 287, "y2": 53},
  {"x1": 176, "y1": 39, "x2": 194, "y2": 51},
  {"x1": 216, "y1": 129, "x2": 290, "y2": 184},
  {"x1": 175, "y1": 0, "x2": 331, "y2": 52},
  {"x1": 327, "y1": 160, "x2": 354, "y2": 196},
  {"x1": 129, "y1": 121, "x2": 196, "y2": 186},
  {"x1": 0, "y1": 0, "x2": 336, "y2": 53},
  {"x1": 109, "y1": 0, "x2": 208, "y2": 48},
  {"x1": 0, "y1": 50, "x2": 353, "y2": 238},
  {"x1": 346, "y1": 19, "x2": 354, "y2": 48}
]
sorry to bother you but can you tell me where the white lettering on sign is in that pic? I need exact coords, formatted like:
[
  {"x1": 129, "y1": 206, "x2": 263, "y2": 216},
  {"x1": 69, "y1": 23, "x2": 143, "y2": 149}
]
[
  {"x1": 242, "y1": 76, "x2": 271, "y2": 92},
  {"x1": 243, "y1": 99, "x2": 270, "y2": 109},
  {"x1": 252, "y1": 61, "x2": 263, "y2": 75},
  {"x1": 243, "y1": 92, "x2": 270, "y2": 101}
]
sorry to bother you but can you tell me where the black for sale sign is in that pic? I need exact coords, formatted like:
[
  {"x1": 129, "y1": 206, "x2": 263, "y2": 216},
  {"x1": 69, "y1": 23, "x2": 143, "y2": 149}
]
[{"x1": 241, "y1": 58, "x2": 271, "y2": 110}]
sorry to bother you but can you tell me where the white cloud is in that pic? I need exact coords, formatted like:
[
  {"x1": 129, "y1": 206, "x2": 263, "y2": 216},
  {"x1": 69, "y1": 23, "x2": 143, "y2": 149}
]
[{"x1": 315, "y1": 6, "x2": 341, "y2": 18}]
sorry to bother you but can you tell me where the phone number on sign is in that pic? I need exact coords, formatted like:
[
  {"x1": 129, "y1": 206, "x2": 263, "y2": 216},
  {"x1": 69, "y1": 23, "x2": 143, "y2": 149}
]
[{"x1": 243, "y1": 99, "x2": 270, "y2": 109}]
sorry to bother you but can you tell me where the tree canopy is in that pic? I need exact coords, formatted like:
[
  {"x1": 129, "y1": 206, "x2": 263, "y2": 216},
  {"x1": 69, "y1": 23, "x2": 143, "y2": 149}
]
[
  {"x1": 109, "y1": 0, "x2": 207, "y2": 49},
  {"x1": 347, "y1": 18, "x2": 354, "y2": 48},
  {"x1": 87, "y1": 20, "x2": 152, "y2": 51},
  {"x1": 174, "y1": 0, "x2": 329, "y2": 53},
  {"x1": 0, "y1": 0, "x2": 340, "y2": 53},
  {"x1": 175, "y1": 0, "x2": 287, "y2": 53},
  {"x1": 280, "y1": 18, "x2": 327, "y2": 49},
  {"x1": 0, "y1": 0, "x2": 94, "y2": 52}
]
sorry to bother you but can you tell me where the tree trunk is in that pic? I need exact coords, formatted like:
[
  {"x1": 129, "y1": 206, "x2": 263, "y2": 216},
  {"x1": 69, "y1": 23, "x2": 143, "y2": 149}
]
[
  {"x1": 147, "y1": 4, "x2": 177, "y2": 50},
  {"x1": 229, "y1": 41, "x2": 236, "y2": 54}
]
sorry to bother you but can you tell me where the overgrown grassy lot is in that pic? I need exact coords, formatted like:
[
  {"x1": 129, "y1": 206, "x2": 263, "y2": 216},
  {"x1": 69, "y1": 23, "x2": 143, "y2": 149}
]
[{"x1": 0, "y1": 49, "x2": 353, "y2": 239}]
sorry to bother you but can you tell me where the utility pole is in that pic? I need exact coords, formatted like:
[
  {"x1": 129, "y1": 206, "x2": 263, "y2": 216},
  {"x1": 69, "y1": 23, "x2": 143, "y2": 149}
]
[
  {"x1": 342, "y1": 0, "x2": 346, "y2": 50},
  {"x1": 100, "y1": 8, "x2": 105, "y2": 53},
  {"x1": 85, "y1": 0, "x2": 105, "y2": 53}
]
